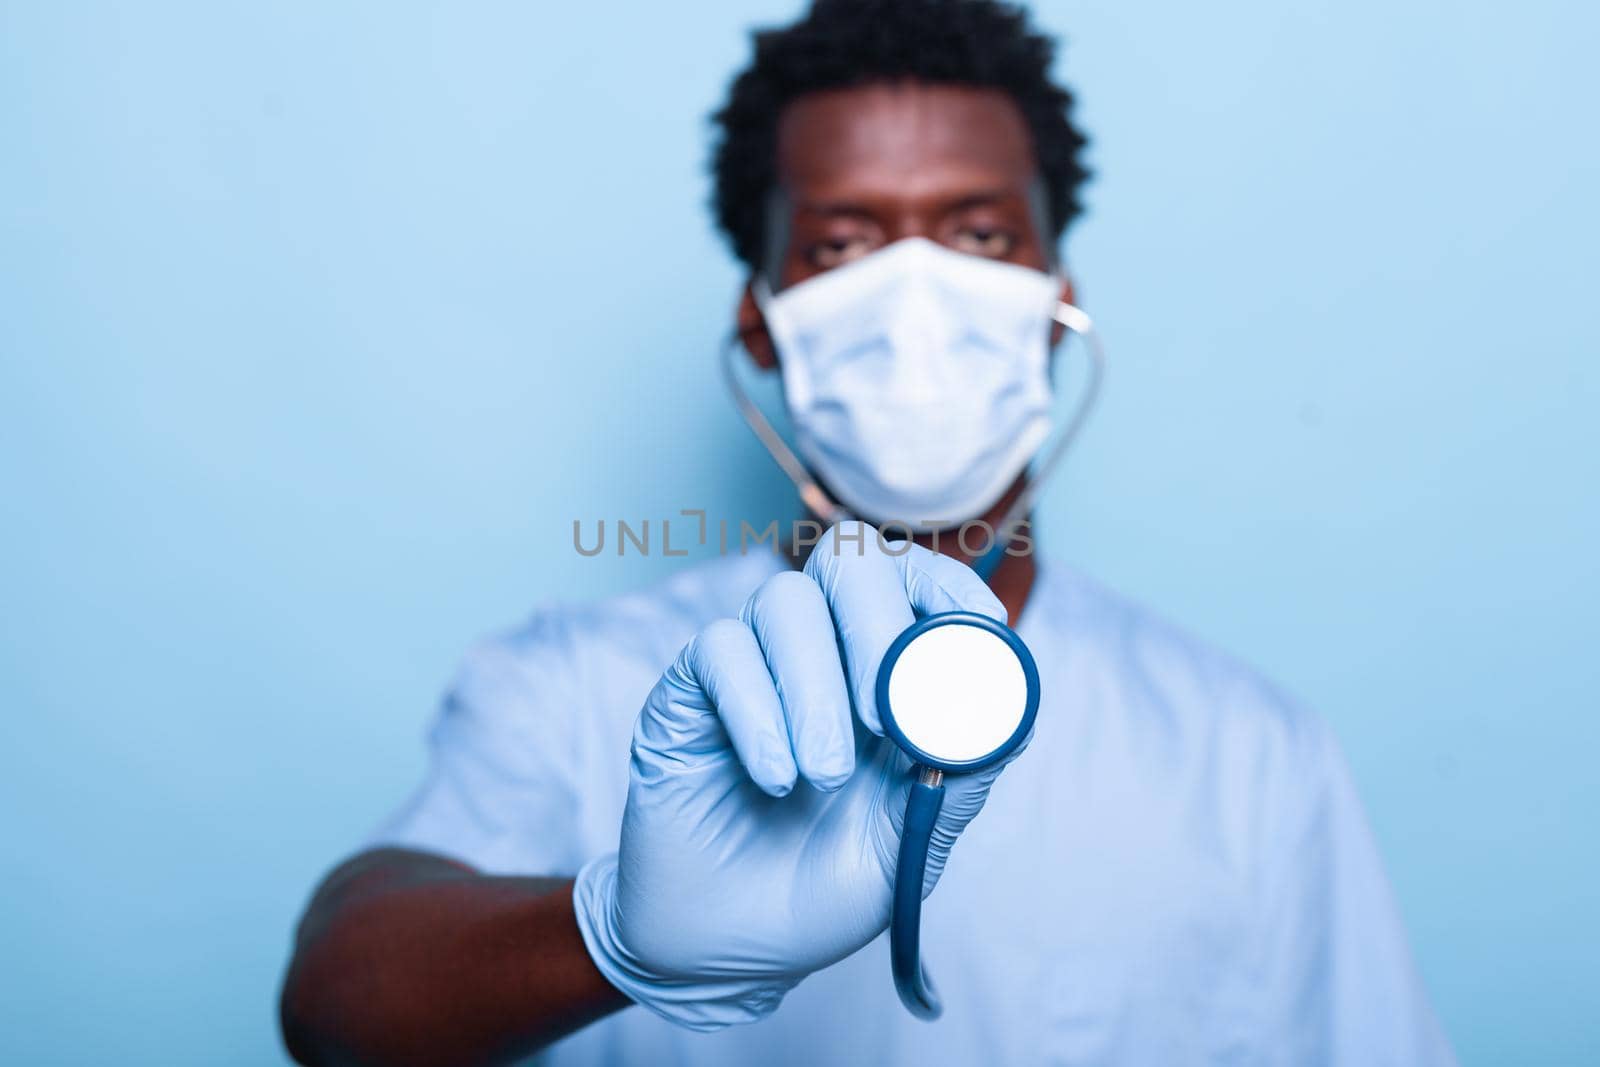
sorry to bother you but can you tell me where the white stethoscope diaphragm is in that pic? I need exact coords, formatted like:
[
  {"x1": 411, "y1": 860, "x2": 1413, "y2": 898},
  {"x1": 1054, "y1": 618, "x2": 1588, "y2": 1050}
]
[{"x1": 880, "y1": 614, "x2": 1038, "y2": 771}]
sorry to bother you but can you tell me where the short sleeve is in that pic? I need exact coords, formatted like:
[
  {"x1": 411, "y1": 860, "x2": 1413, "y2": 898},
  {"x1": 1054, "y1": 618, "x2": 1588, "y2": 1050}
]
[
  {"x1": 1255, "y1": 717, "x2": 1456, "y2": 1065},
  {"x1": 366, "y1": 612, "x2": 588, "y2": 876}
]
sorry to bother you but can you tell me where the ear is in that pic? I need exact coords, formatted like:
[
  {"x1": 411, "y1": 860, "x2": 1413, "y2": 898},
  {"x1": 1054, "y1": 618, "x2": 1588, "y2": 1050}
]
[
  {"x1": 737, "y1": 284, "x2": 778, "y2": 370},
  {"x1": 1049, "y1": 273, "x2": 1078, "y2": 348}
]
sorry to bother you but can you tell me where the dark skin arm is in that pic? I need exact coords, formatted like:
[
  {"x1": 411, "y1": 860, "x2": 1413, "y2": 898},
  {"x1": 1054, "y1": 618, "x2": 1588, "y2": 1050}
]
[{"x1": 279, "y1": 848, "x2": 628, "y2": 1067}]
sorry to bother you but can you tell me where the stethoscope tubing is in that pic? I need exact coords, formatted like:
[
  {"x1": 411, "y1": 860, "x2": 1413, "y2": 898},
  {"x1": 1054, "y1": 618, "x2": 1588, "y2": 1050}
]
[{"x1": 891, "y1": 769, "x2": 947, "y2": 1019}]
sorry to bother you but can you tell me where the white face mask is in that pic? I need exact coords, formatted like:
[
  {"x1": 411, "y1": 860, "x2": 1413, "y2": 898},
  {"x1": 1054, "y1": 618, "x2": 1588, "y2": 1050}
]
[{"x1": 754, "y1": 237, "x2": 1062, "y2": 528}]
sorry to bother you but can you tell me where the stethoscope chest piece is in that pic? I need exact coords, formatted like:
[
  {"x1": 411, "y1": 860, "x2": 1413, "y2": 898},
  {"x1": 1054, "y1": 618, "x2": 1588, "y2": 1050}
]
[
  {"x1": 878, "y1": 612, "x2": 1040, "y2": 773},
  {"x1": 875, "y1": 611, "x2": 1041, "y2": 1018}
]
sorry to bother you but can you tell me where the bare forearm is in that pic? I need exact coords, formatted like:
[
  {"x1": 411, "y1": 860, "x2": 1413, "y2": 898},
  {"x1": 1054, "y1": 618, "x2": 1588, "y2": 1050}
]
[{"x1": 280, "y1": 849, "x2": 628, "y2": 1067}]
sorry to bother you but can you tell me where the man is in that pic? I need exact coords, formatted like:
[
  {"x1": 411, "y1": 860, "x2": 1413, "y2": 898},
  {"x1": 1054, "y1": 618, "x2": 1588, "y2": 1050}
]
[{"x1": 280, "y1": 2, "x2": 1454, "y2": 1064}]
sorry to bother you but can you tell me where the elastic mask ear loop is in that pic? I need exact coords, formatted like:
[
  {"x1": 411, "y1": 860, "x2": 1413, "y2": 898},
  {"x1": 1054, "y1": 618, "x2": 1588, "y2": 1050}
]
[
  {"x1": 973, "y1": 300, "x2": 1106, "y2": 580},
  {"x1": 720, "y1": 318, "x2": 851, "y2": 527}
]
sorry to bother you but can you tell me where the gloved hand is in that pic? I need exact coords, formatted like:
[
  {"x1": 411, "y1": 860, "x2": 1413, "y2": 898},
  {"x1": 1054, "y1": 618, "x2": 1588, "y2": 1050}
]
[{"x1": 573, "y1": 522, "x2": 1024, "y2": 1030}]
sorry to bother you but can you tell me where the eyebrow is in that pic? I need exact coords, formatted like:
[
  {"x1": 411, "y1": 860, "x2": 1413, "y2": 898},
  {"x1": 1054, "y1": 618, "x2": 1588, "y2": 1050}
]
[
  {"x1": 793, "y1": 187, "x2": 1024, "y2": 218},
  {"x1": 794, "y1": 200, "x2": 878, "y2": 220}
]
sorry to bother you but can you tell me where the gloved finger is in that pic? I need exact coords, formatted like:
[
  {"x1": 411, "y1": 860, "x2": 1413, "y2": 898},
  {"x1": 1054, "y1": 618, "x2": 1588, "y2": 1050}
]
[
  {"x1": 895, "y1": 542, "x2": 1007, "y2": 623},
  {"x1": 740, "y1": 571, "x2": 855, "y2": 792},
  {"x1": 803, "y1": 522, "x2": 915, "y2": 735},
  {"x1": 640, "y1": 617, "x2": 799, "y2": 797},
  {"x1": 805, "y1": 523, "x2": 1008, "y2": 735}
]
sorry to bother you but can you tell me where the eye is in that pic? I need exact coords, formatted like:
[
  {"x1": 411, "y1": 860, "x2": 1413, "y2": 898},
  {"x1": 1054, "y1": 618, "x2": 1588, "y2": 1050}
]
[
  {"x1": 949, "y1": 225, "x2": 1017, "y2": 259},
  {"x1": 807, "y1": 234, "x2": 877, "y2": 269}
]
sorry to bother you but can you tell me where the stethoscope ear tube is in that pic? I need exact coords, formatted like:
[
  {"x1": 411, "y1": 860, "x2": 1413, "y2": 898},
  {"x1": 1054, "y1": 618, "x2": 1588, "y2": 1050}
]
[{"x1": 891, "y1": 767, "x2": 947, "y2": 1020}]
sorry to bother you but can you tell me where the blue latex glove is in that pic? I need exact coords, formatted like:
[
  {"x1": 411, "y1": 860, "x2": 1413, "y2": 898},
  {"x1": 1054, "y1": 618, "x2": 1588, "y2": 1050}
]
[{"x1": 573, "y1": 523, "x2": 1024, "y2": 1030}]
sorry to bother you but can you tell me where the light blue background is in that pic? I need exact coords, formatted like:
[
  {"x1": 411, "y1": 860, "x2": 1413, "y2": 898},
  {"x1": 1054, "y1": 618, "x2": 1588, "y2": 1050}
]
[{"x1": 2, "y1": 1, "x2": 1594, "y2": 1063}]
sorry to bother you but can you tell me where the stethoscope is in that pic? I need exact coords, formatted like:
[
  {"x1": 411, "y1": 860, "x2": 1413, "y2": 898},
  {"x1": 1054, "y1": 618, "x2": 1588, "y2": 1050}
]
[
  {"x1": 722, "y1": 288, "x2": 1101, "y2": 1016},
  {"x1": 875, "y1": 611, "x2": 1041, "y2": 1019}
]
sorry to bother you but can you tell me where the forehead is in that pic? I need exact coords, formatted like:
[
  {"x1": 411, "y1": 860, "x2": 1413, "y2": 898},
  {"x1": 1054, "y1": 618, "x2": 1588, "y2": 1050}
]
[{"x1": 775, "y1": 82, "x2": 1037, "y2": 200}]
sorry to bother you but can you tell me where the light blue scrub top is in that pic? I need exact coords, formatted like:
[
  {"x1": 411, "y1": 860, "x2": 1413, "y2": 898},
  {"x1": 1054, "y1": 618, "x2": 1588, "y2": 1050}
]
[{"x1": 372, "y1": 550, "x2": 1454, "y2": 1066}]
